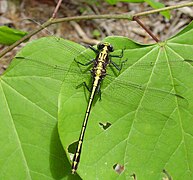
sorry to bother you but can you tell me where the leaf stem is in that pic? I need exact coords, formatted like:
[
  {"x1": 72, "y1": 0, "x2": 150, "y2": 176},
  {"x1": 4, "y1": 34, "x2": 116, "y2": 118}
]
[
  {"x1": 134, "y1": 2, "x2": 193, "y2": 17},
  {"x1": 51, "y1": 0, "x2": 63, "y2": 19},
  {"x1": 133, "y1": 16, "x2": 159, "y2": 42}
]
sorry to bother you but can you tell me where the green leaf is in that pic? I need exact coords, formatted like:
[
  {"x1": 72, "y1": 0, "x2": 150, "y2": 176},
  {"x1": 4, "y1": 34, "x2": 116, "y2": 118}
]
[
  {"x1": 0, "y1": 38, "x2": 82, "y2": 179},
  {"x1": 58, "y1": 32, "x2": 193, "y2": 178},
  {"x1": 170, "y1": 20, "x2": 193, "y2": 39},
  {"x1": 104, "y1": 0, "x2": 170, "y2": 19},
  {"x1": 144, "y1": 0, "x2": 170, "y2": 19},
  {"x1": 92, "y1": 29, "x2": 101, "y2": 38},
  {"x1": 105, "y1": 0, "x2": 144, "y2": 5},
  {"x1": 1, "y1": 21, "x2": 193, "y2": 179},
  {"x1": 0, "y1": 26, "x2": 27, "y2": 45}
]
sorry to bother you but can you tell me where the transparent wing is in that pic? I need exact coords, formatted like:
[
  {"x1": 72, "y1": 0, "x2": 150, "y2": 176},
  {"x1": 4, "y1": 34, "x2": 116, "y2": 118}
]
[
  {"x1": 40, "y1": 36, "x2": 96, "y2": 64},
  {"x1": 103, "y1": 75, "x2": 187, "y2": 111},
  {"x1": 14, "y1": 36, "x2": 193, "y2": 78},
  {"x1": 12, "y1": 37, "x2": 190, "y2": 110}
]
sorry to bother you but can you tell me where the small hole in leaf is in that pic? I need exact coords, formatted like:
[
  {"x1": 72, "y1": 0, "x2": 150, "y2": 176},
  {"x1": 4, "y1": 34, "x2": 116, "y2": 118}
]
[
  {"x1": 162, "y1": 169, "x2": 172, "y2": 180},
  {"x1": 99, "y1": 122, "x2": 111, "y2": 130},
  {"x1": 68, "y1": 141, "x2": 78, "y2": 154},
  {"x1": 113, "y1": 163, "x2": 124, "y2": 174},
  {"x1": 68, "y1": 141, "x2": 78, "y2": 160},
  {"x1": 130, "y1": 173, "x2": 137, "y2": 180}
]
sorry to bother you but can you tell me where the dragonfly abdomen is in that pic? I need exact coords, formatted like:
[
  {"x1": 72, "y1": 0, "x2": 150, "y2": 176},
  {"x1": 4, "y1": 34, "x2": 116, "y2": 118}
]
[{"x1": 72, "y1": 42, "x2": 114, "y2": 174}]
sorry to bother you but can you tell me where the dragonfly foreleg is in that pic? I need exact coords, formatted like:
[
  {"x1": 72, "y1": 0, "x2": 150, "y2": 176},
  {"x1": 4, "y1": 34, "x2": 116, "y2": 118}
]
[
  {"x1": 89, "y1": 45, "x2": 99, "y2": 54},
  {"x1": 110, "y1": 49, "x2": 124, "y2": 58},
  {"x1": 110, "y1": 58, "x2": 128, "y2": 71},
  {"x1": 74, "y1": 58, "x2": 95, "y2": 66},
  {"x1": 76, "y1": 82, "x2": 91, "y2": 92}
]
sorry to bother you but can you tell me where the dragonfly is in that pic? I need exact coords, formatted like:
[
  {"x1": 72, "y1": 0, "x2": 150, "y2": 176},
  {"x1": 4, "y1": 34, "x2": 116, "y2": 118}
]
[
  {"x1": 71, "y1": 42, "x2": 127, "y2": 174},
  {"x1": 14, "y1": 36, "x2": 189, "y2": 174}
]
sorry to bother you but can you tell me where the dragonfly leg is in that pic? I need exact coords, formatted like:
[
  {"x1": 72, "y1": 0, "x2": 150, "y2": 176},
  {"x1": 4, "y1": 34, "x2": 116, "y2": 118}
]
[
  {"x1": 74, "y1": 58, "x2": 95, "y2": 66},
  {"x1": 110, "y1": 58, "x2": 128, "y2": 71},
  {"x1": 76, "y1": 82, "x2": 91, "y2": 92},
  {"x1": 96, "y1": 84, "x2": 102, "y2": 100},
  {"x1": 110, "y1": 48, "x2": 127, "y2": 71},
  {"x1": 89, "y1": 45, "x2": 99, "y2": 54},
  {"x1": 110, "y1": 49, "x2": 124, "y2": 58}
]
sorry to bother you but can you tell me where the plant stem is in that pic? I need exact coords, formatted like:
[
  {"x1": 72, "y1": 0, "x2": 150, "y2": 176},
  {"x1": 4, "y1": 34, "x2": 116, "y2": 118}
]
[
  {"x1": 52, "y1": 0, "x2": 63, "y2": 19},
  {"x1": 0, "y1": 2, "x2": 193, "y2": 58},
  {"x1": 51, "y1": 14, "x2": 133, "y2": 24},
  {"x1": 133, "y1": 16, "x2": 159, "y2": 42},
  {"x1": 134, "y1": 2, "x2": 193, "y2": 17}
]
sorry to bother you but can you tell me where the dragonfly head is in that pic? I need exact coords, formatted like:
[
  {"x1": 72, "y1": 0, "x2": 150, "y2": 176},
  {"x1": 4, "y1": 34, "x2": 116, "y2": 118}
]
[{"x1": 97, "y1": 42, "x2": 114, "y2": 52}]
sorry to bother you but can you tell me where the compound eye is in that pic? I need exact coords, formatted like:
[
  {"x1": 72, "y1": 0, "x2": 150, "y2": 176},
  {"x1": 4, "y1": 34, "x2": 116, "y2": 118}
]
[
  {"x1": 97, "y1": 43, "x2": 104, "y2": 50},
  {"x1": 108, "y1": 45, "x2": 114, "y2": 52}
]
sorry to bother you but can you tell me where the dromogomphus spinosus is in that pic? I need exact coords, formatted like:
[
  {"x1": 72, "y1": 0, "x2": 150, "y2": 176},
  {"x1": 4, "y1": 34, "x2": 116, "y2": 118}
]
[{"x1": 13, "y1": 36, "x2": 190, "y2": 174}]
